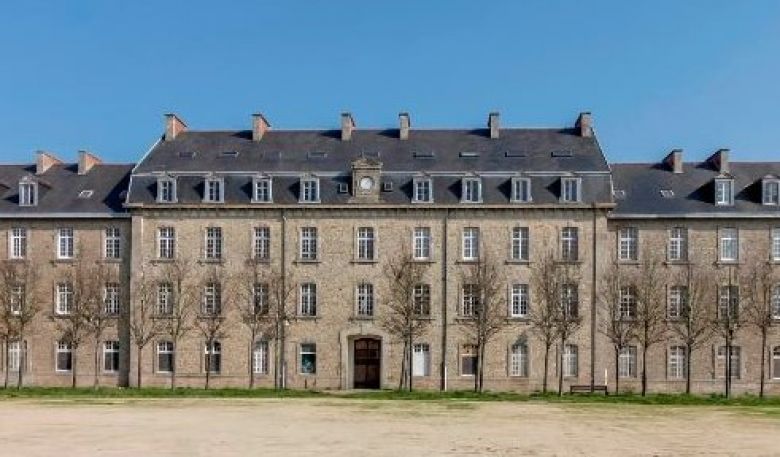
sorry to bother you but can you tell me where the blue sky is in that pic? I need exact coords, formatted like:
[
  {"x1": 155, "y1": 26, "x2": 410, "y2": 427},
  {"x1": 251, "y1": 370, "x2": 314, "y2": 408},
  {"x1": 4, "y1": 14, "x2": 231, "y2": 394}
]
[{"x1": 1, "y1": 1, "x2": 779, "y2": 164}]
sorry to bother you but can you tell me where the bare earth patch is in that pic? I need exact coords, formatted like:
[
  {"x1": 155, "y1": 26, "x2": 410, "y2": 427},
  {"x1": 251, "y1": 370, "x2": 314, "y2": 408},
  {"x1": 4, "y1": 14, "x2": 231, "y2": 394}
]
[{"x1": 0, "y1": 398, "x2": 777, "y2": 456}]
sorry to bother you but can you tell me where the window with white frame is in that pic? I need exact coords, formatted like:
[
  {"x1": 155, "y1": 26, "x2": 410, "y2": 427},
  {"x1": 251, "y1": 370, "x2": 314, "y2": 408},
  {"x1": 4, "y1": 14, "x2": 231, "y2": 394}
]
[
  {"x1": 10, "y1": 284, "x2": 24, "y2": 315},
  {"x1": 668, "y1": 345, "x2": 687, "y2": 379},
  {"x1": 413, "y1": 227, "x2": 431, "y2": 260},
  {"x1": 413, "y1": 284, "x2": 431, "y2": 316},
  {"x1": 57, "y1": 228, "x2": 74, "y2": 259},
  {"x1": 104, "y1": 227, "x2": 121, "y2": 259},
  {"x1": 157, "y1": 341, "x2": 174, "y2": 373},
  {"x1": 460, "y1": 345, "x2": 478, "y2": 376},
  {"x1": 300, "y1": 343, "x2": 316, "y2": 374},
  {"x1": 202, "y1": 282, "x2": 222, "y2": 315},
  {"x1": 563, "y1": 344, "x2": 578, "y2": 377},
  {"x1": 772, "y1": 285, "x2": 780, "y2": 319},
  {"x1": 204, "y1": 227, "x2": 223, "y2": 260},
  {"x1": 7, "y1": 340, "x2": 23, "y2": 372},
  {"x1": 157, "y1": 282, "x2": 173, "y2": 315},
  {"x1": 203, "y1": 177, "x2": 224, "y2": 203},
  {"x1": 299, "y1": 283, "x2": 317, "y2": 316},
  {"x1": 510, "y1": 342, "x2": 529, "y2": 377},
  {"x1": 253, "y1": 340, "x2": 269, "y2": 374},
  {"x1": 254, "y1": 283, "x2": 269, "y2": 315},
  {"x1": 772, "y1": 228, "x2": 780, "y2": 262},
  {"x1": 56, "y1": 282, "x2": 73, "y2": 315},
  {"x1": 715, "y1": 345, "x2": 741, "y2": 379},
  {"x1": 715, "y1": 178, "x2": 734, "y2": 206},
  {"x1": 668, "y1": 227, "x2": 688, "y2": 262},
  {"x1": 18, "y1": 180, "x2": 38, "y2": 207},
  {"x1": 511, "y1": 227, "x2": 529, "y2": 261},
  {"x1": 618, "y1": 286, "x2": 637, "y2": 320},
  {"x1": 668, "y1": 285, "x2": 686, "y2": 319},
  {"x1": 560, "y1": 227, "x2": 579, "y2": 261},
  {"x1": 103, "y1": 341, "x2": 120, "y2": 373},
  {"x1": 511, "y1": 177, "x2": 532, "y2": 203},
  {"x1": 462, "y1": 227, "x2": 479, "y2": 261},
  {"x1": 253, "y1": 177, "x2": 272, "y2": 203},
  {"x1": 300, "y1": 177, "x2": 320, "y2": 203},
  {"x1": 56, "y1": 341, "x2": 72, "y2": 372},
  {"x1": 9, "y1": 227, "x2": 27, "y2": 259},
  {"x1": 461, "y1": 284, "x2": 479, "y2": 317},
  {"x1": 357, "y1": 227, "x2": 375, "y2": 261},
  {"x1": 764, "y1": 179, "x2": 780, "y2": 205},
  {"x1": 356, "y1": 283, "x2": 374, "y2": 317},
  {"x1": 157, "y1": 177, "x2": 176, "y2": 203},
  {"x1": 618, "y1": 227, "x2": 638, "y2": 261},
  {"x1": 103, "y1": 283, "x2": 120, "y2": 315},
  {"x1": 413, "y1": 178, "x2": 432, "y2": 203},
  {"x1": 253, "y1": 227, "x2": 270, "y2": 261},
  {"x1": 412, "y1": 343, "x2": 431, "y2": 377},
  {"x1": 718, "y1": 286, "x2": 739, "y2": 320},
  {"x1": 299, "y1": 227, "x2": 318, "y2": 260},
  {"x1": 461, "y1": 177, "x2": 482, "y2": 203},
  {"x1": 719, "y1": 228, "x2": 738, "y2": 262},
  {"x1": 561, "y1": 177, "x2": 580, "y2": 202},
  {"x1": 561, "y1": 283, "x2": 578, "y2": 318},
  {"x1": 204, "y1": 341, "x2": 222, "y2": 373},
  {"x1": 510, "y1": 284, "x2": 529, "y2": 318},
  {"x1": 158, "y1": 227, "x2": 175, "y2": 259},
  {"x1": 773, "y1": 347, "x2": 780, "y2": 379},
  {"x1": 618, "y1": 346, "x2": 637, "y2": 378}
]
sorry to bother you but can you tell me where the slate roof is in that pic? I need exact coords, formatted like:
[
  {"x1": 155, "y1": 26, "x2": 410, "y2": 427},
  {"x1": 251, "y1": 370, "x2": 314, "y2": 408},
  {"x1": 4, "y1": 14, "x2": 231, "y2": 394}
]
[
  {"x1": 611, "y1": 162, "x2": 780, "y2": 217},
  {"x1": 0, "y1": 163, "x2": 133, "y2": 217}
]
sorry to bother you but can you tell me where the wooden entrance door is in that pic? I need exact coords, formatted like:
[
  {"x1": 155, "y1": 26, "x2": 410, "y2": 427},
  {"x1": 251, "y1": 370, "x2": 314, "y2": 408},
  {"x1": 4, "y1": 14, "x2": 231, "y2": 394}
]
[{"x1": 353, "y1": 338, "x2": 381, "y2": 389}]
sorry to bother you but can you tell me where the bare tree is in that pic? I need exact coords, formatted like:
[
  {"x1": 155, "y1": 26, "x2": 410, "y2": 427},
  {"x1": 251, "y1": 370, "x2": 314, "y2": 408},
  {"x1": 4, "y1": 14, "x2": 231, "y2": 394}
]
[
  {"x1": 129, "y1": 270, "x2": 163, "y2": 388},
  {"x1": 711, "y1": 265, "x2": 742, "y2": 398},
  {"x1": 598, "y1": 262, "x2": 637, "y2": 394},
  {"x1": 0, "y1": 260, "x2": 38, "y2": 388},
  {"x1": 194, "y1": 266, "x2": 232, "y2": 390},
  {"x1": 529, "y1": 248, "x2": 565, "y2": 394},
  {"x1": 632, "y1": 254, "x2": 668, "y2": 396},
  {"x1": 741, "y1": 259, "x2": 775, "y2": 398},
  {"x1": 83, "y1": 263, "x2": 118, "y2": 388},
  {"x1": 156, "y1": 259, "x2": 197, "y2": 389},
  {"x1": 553, "y1": 261, "x2": 582, "y2": 397},
  {"x1": 379, "y1": 249, "x2": 432, "y2": 391}
]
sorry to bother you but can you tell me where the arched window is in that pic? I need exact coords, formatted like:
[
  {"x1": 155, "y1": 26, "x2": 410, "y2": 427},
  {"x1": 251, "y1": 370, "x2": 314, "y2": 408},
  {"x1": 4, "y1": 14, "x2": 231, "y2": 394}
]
[{"x1": 510, "y1": 342, "x2": 528, "y2": 377}]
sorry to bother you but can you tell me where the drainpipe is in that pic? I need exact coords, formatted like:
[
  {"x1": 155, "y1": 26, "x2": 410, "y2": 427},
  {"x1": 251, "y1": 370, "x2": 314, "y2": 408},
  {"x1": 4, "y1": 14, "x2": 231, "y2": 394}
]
[{"x1": 441, "y1": 208, "x2": 450, "y2": 391}]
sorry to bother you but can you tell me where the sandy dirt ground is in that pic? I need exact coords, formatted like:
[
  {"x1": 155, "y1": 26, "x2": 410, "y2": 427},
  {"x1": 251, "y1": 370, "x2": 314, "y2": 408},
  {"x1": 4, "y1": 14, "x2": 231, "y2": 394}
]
[{"x1": 0, "y1": 398, "x2": 778, "y2": 456}]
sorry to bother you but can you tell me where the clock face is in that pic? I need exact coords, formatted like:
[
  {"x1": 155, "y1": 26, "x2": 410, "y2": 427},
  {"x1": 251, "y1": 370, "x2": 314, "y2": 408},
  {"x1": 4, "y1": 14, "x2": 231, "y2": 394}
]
[{"x1": 359, "y1": 176, "x2": 374, "y2": 191}]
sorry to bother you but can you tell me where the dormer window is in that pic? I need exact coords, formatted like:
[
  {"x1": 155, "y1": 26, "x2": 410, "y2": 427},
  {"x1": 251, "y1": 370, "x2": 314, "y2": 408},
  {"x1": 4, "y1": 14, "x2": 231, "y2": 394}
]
[
  {"x1": 157, "y1": 177, "x2": 176, "y2": 203},
  {"x1": 461, "y1": 177, "x2": 482, "y2": 203},
  {"x1": 18, "y1": 179, "x2": 38, "y2": 207},
  {"x1": 561, "y1": 177, "x2": 581, "y2": 203},
  {"x1": 253, "y1": 177, "x2": 272, "y2": 203},
  {"x1": 203, "y1": 177, "x2": 224, "y2": 203},
  {"x1": 412, "y1": 177, "x2": 433, "y2": 203},
  {"x1": 763, "y1": 178, "x2": 780, "y2": 205},
  {"x1": 715, "y1": 178, "x2": 734, "y2": 206},
  {"x1": 511, "y1": 177, "x2": 532, "y2": 203},
  {"x1": 300, "y1": 177, "x2": 320, "y2": 203}
]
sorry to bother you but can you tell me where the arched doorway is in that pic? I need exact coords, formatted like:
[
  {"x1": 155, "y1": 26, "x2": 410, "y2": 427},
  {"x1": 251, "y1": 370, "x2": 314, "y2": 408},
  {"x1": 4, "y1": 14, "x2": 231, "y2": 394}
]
[{"x1": 353, "y1": 338, "x2": 381, "y2": 389}]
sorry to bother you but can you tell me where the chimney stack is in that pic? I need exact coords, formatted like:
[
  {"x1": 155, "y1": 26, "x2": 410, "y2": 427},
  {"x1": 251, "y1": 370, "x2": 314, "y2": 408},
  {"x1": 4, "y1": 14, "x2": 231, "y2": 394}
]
[
  {"x1": 576, "y1": 112, "x2": 593, "y2": 137},
  {"x1": 164, "y1": 113, "x2": 187, "y2": 141},
  {"x1": 399, "y1": 112, "x2": 411, "y2": 140},
  {"x1": 710, "y1": 148, "x2": 730, "y2": 174},
  {"x1": 252, "y1": 113, "x2": 271, "y2": 142},
  {"x1": 663, "y1": 149, "x2": 684, "y2": 174},
  {"x1": 35, "y1": 150, "x2": 62, "y2": 175},
  {"x1": 341, "y1": 112, "x2": 355, "y2": 141},
  {"x1": 77, "y1": 150, "x2": 102, "y2": 175},
  {"x1": 488, "y1": 112, "x2": 500, "y2": 139}
]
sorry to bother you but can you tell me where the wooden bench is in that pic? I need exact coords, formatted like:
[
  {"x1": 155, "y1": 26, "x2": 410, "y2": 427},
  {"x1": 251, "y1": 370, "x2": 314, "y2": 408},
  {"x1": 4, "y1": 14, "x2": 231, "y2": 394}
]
[{"x1": 570, "y1": 385, "x2": 608, "y2": 395}]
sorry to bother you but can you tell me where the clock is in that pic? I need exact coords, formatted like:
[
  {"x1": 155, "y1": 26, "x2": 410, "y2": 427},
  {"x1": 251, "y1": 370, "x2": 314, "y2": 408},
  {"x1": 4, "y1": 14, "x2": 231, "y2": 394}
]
[{"x1": 359, "y1": 176, "x2": 374, "y2": 191}]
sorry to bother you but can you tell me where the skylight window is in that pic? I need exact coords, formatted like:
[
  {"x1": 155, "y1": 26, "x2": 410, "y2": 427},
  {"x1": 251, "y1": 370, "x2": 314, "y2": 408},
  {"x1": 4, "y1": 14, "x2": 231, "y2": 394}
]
[
  {"x1": 177, "y1": 151, "x2": 196, "y2": 158},
  {"x1": 219, "y1": 151, "x2": 239, "y2": 158},
  {"x1": 413, "y1": 151, "x2": 435, "y2": 159},
  {"x1": 551, "y1": 150, "x2": 574, "y2": 158},
  {"x1": 459, "y1": 151, "x2": 480, "y2": 158},
  {"x1": 660, "y1": 189, "x2": 675, "y2": 198},
  {"x1": 78, "y1": 190, "x2": 94, "y2": 199}
]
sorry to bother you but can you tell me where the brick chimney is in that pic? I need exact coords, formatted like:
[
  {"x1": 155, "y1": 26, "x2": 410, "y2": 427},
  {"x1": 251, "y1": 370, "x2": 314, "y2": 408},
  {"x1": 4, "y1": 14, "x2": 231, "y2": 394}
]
[
  {"x1": 576, "y1": 112, "x2": 593, "y2": 137},
  {"x1": 488, "y1": 112, "x2": 500, "y2": 139},
  {"x1": 35, "y1": 150, "x2": 62, "y2": 175},
  {"x1": 252, "y1": 113, "x2": 271, "y2": 142},
  {"x1": 399, "y1": 112, "x2": 411, "y2": 140},
  {"x1": 341, "y1": 112, "x2": 355, "y2": 141},
  {"x1": 663, "y1": 149, "x2": 684, "y2": 174},
  {"x1": 710, "y1": 148, "x2": 730, "y2": 174},
  {"x1": 77, "y1": 150, "x2": 102, "y2": 175},
  {"x1": 164, "y1": 113, "x2": 187, "y2": 141}
]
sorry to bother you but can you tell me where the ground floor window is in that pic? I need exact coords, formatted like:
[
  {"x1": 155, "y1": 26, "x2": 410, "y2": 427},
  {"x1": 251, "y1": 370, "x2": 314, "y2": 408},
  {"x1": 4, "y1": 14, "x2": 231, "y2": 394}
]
[
  {"x1": 773, "y1": 347, "x2": 780, "y2": 379},
  {"x1": 157, "y1": 341, "x2": 174, "y2": 373},
  {"x1": 510, "y1": 342, "x2": 528, "y2": 377},
  {"x1": 618, "y1": 346, "x2": 637, "y2": 378},
  {"x1": 563, "y1": 344, "x2": 578, "y2": 378},
  {"x1": 460, "y1": 345, "x2": 478, "y2": 376},
  {"x1": 204, "y1": 341, "x2": 222, "y2": 374},
  {"x1": 254, "y1": 340, "x2": 269, "y2": 375},
  {"x1": 412, "y1": 343, "x2": 430, "y2": 377},
  {"x1": 300, "y1": 343, "x2": 316, "y2": 374},
  {"x1": 7, "y1": 340, "x2": 25, "y2": 372},
  {"x1": 56, "y1": 341, "x2": 72, "y2": 372},
  {"x1": 668, "y1": 345, "x2": 687, "y2": 379},
  {"x1": 103, "y1": 341, "x2": 120, "y2": 373},
  {"x1": 715, "y1": 345, "x2": 741, "y2": 379}
]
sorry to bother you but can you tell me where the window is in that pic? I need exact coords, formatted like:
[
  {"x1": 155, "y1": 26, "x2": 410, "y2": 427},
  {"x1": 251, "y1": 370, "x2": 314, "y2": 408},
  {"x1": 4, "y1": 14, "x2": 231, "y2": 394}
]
[
  {"x1": 668, "y1": 346, "x2": 687, "y2": 379},
  {"x1": 511, "y1": 178, "x2": 532, "y2": 203},
  {"x1": 7, "y1": 340, "x2": 23, "y2": 372},
  {"x1": 618, "y1": 227, "x2": 638, "y2": 261},
  {"x1": 764, "y1": 179, "x2": 780, "y2": 205},
  {"x1": 157, "y1": 341, "x2": 174, "y2": 373},
  {"x1": 204, "y1": 227, "x2": 223, "y2": 260},
  {"x1": 718, "y1": 286, "x2": 739, "y2": 320},
  {"x1": 461, "y1": 178, "x2": 482, "y2": 203},
  {"x1": 413, "y1": 284, "x2": 431, "y2": 316},
  {"x1": 300, "y1": 343, "x2": 316, "y2": 374},
  {"x1": 510, "y1": 284, "x2": 529, "y2": 318},
  {"x1": 203, "y1": 178, "x2": 224, "y2": 203},
  {"x1": 618, "y1": 346, "x2": 637, "y2": 378},
  {"x1": 158, "y1": 227, "x2": 176, "y2": 259},
  {"x1": 157, "y1": 283, "x2": 173, "y2": 315},
  {"x1": 413, "y1": 178, "x2": 432, "y2": 203},
  {"x1": 253, "y1": 341, "x2": 269, "y2": 374},
  {"x1": 618, "y1": 286, "x2": 637, "y2": 320},
  {"x1": 18, "y1": 180, "x2": 37, "y2": 207},
  {"x1": 253, "y1": 227, "x2": 270, "y2": 261},
  {"x1": 772, "y1": 228, "x2": 780, "y2": 262},
  {"x1": 254, "y1": 283, "x2": 269, "y2": 315},
  {"x1": 560, "y1": 227, "x2": 579, "y2": 261},
  {"x1": 57, "y1": 228, "x2": 74, "y2": 259},
  {"x1": 103, "y1": 283, "x2": 120, "y2": 315},
  {"x1": 202, "y1": 283, "x2": 222, "y2": 315},
  {"x1": 563, "y1": 344, "x2": 578, "y2": 377},
  {"x1": 561, "y1": 177, "x2": 581, "y2": 202},
  {"x1": 56, "y1": 341, "x2": 72, "y2": 372},
  {"x1": 461, "y1": 284, "x2": 479, "y2": 317},
  {"x1": 357, "y1": 227, "x2": 375, "y2": 261},
  {"x1": 157, "y1": 178, "x2": 176, "y2": 203},
  {"x1": 412, "y1": 343, "x2": 431, "y2": 377},
  {"x1": 10, "y1": 284, "x2": 24, "y2": 315},
  {"x1": 561, "y1": 284, "x2": 578, "y2": 318},
  {"x1": 668, "y1": 286, "x2": 687, "y2": 319},
  {"x1": 772, "y1": 285, "x2": 780, "y2": 319},
  {"x1": 510, "y1": 343, "x2": 529, "y2": 377},
  {"x1": 461, "y1": 345, "x2": 478, "y2": 376},
  {"x1": 9, "y1": 227, "x2": 27, "y2": 259},
  {"x1": 56, "y1": 282, "x2": 73, "y2": 315},
  {"x1": 356, "y1": 283, "x2": 374, "y2": 317},
  {"x1": 715, "y1": 178, "x2": 734, "y2": 206},
  {"x1": 773, "y1": 347, "x2": 780, "y2": 379},
  {"x1": 300, "y1": 227, "x2": 318, "y2": 260},
  {"x1": 462, "y1": 227, "x2": 479, "y2": 261},
  {"x1": 719, "y1": 228, "x2": 738, "y2": 262},
  {"x1": 668, "y1": 227, "x2": 688, "y2": 262},
  {"x1": 204, "y1": 341, "x2": 222, "y2": 374},
  {"x1": 253, "y1": 177, "x2": 272, "y2": 203},
  {"x1": 300, "y1": 178, "x2": 320, "y2": 203},
  {"x1": 511, "y1": 227, "x2": 529, "y2": 261},
  {"x1": 413, "y1": 227, "x2": 431, "y2": 260},
  {"x1": 715, "y1": 346, "x2": 741, "y2": 379},
  {"x1": 299, "y1": 283, "x2": 317, "y2": 316},
  {"x1": 104, "y1": 227, "x2": 121, "y2": 259},
  {"x1": 103, "y1": 341, "x2": 120, "y2": 373}
]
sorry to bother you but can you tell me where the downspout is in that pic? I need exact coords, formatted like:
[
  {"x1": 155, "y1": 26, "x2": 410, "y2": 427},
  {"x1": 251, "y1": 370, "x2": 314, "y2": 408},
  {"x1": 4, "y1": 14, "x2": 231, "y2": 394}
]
[
  {"x1": 590, "y1": 206, "x2": 598, "y2": 391},
  {"x1": 441, "y1": 208, "x2": 450, "y2": 391},
  {"x1": 280, "y1": 208, "x2": 287, "y2": 389}
]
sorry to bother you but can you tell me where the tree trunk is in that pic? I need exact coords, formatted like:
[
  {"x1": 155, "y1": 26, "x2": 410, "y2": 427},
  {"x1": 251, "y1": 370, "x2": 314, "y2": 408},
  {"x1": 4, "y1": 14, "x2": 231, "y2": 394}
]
[
  {"x1": 614, "y1": 346, "x2": 620, "y2": 395},
  {"x1": 478, "y1": 341, "x2": 486, "y2": 393},
  {"x1": 398, "y1": 340, "x2": 407, "y2": 391},
  {"x1": 685, "y1": 344, "x2": 693, "y2": 395},
  {"x1": 16, "y1": 334, "x2": 24, "y2": 389},
  {"x1": 542, "y1": 343, "x2": 550, "y2": 394},
  {"x1": 725, "y1": 334, "x2": 731, "y2": 398},
  {"x1": 71, "y1": 349, "x2": 78, "y2": 389},
  {"x1": 407, "y1": 334, "x2": 414, "y2": 392},
  {"x1": 641, "y1": 344, "x2": 648, "y2": 396},
  {"x1": 136, "y1": 345, "x2": 143, "y2": 389},
  {"x1": 3, "y1": 338, "x2": 9, "y2": 389},
  {"x1": 170, "y1": 341, "x2": 177, "y2": 390},
  {"x1": 760, "y1": 329, "x2": 767, "y2": 399},
  {"x1": 93, "y1": 339, "x2": 100, "y2": 389},
  {"x1": 249, "y1": 334, "x2": 256, "y2": 389},
  {"x1": 558, "y1": 339, "x2": 564, "y2": 397}
]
